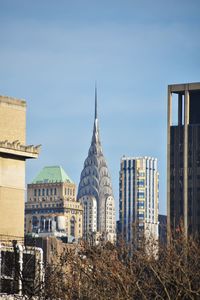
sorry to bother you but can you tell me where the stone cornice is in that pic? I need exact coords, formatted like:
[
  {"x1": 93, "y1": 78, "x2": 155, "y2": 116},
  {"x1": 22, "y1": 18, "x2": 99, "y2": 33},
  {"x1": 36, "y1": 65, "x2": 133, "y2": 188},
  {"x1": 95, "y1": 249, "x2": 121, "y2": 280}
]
[{"x1": 0, "y1": 140, "x2": 41, "y2": 159}]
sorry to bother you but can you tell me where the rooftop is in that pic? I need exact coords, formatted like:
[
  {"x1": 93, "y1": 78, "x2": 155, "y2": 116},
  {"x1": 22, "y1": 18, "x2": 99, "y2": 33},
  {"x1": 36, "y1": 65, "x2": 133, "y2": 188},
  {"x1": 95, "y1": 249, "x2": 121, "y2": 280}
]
[
  {"x1": 168, "y1": 82, "x2": 200, "y2": 94},
  {"x1": 0, "y1": 95, "x2": 26, "y2": 107},
  {"x1": 31, "y1": 166, "x2": 73, "y2": 184}
]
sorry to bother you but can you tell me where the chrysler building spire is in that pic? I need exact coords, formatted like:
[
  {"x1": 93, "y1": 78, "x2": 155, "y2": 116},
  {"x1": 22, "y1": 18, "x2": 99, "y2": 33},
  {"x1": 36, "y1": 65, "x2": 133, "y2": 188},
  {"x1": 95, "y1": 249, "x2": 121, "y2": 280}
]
[
  {"x1": 95, "y1": 82, "x2": 97, "y2": 120},
  {"x1": 92, "y1": 83, "x2": 101, "y2": 146},
  {"x1": 77, "y1": 87, "x2": 116, "y2": 243}
]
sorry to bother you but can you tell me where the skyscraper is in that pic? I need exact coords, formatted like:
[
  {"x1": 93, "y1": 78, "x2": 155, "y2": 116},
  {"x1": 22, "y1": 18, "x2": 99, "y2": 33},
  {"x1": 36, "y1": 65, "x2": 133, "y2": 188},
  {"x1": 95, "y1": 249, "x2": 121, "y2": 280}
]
[
  {"x1": 119, "y1": 157, "x2": 159, "y2": 249},
  {"x1": 77, "y1": 88, "x2": 116, "y2": 243},
  {"x1": 167, "y1": 82, "x2": 200, "y2": 240}
]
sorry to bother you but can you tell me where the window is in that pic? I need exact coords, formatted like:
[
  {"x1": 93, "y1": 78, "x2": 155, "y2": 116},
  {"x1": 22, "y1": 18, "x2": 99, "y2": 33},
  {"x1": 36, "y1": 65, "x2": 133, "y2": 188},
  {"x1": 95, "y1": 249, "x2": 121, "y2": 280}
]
[
  {"x1": 138, "y1": 180, "x2": 145, "y2": 187},
  {"x1": 46, "y1": 189, "x2": 49, "y2": 196},
  {"x1": 42, "y1": 189, "x2": 45, "y2": 196},
  {"x1": 38, "y1": 189, "x2": 41, "y2": 196},
  {"x1": 70, "y1": 217, "x2": 75, "y2": 237},
  {"x1": 34, "y1": 189, "x2": 37, "y2": 197},
  {"x1": 50, "y1": 188, "x2": 53, "y2": 195},
  {"x1": 137, "y1": 192, "x2": 145, "y2": 198},
  {"x1": 137, "y1": 213, "x2": 144, "y2": 219},
  {"x1": 32, "y1": 216, "x2": 38, "y2": 228},
  {"x1": 54, "y1": 188, "x2": 57, "y2": 195},
  {"x1": 139, "y1": 171, "x2": 145, "y2": 177}
]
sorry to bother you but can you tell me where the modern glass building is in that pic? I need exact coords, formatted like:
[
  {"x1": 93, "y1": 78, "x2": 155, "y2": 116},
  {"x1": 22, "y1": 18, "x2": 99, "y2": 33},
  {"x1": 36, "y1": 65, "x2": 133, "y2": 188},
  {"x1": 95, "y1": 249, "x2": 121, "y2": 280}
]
[{"x1": 167, "y1": 82, "x2": 200, "y2": 240}]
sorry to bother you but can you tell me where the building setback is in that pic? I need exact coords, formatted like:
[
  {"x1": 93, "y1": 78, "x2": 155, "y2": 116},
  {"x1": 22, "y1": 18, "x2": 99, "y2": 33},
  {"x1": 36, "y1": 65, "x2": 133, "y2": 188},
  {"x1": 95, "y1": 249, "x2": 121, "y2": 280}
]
[
  {"x1": 25, "y1": 166, "x2": 83, "y2": 241},
  {"x1": 77, "y1": 88, "x2": 116, "y2": 243},
  {"x1": 0, "y1": 96, "x2": 40, "y2": 239},
  {"x1": 167, "y1": 82, "x2": 200, "y2": 240},
  {"x1": 119, "y1": 157, "x2": 159, "y2": 249}
]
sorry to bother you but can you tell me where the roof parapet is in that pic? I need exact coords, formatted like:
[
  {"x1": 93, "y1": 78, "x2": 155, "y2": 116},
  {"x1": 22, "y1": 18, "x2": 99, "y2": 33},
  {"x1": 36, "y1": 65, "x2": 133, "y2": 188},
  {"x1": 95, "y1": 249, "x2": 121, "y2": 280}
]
[{"x1": 0, "y1": 140, "x2": 41, "y2": 159}]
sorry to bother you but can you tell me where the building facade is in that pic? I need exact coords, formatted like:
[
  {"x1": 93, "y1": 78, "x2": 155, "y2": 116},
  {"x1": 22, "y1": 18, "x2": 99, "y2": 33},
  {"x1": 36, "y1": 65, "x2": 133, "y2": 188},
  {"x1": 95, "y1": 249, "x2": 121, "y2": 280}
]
[
  {"x1": 119, "y1": 157, "x2": 159, "y2": 249},
  {"x1": 0, "y1": 96, "x2": 40, "y2": 239},
  {"x1": 25, "y1": 166, "x2": 83, "y2": 241},
  {"x1": 77, "y1": 88, "x2": 116, "y2": 243},
  {"x1": 158, "y1": 214, "x2": 167, "y2": 246},
  {"x1": 167, "y1": 82, "x2": 200, "y2": 240},
  {"x1": 0, "y1": 242, "x2": 44, "y2": 296}
]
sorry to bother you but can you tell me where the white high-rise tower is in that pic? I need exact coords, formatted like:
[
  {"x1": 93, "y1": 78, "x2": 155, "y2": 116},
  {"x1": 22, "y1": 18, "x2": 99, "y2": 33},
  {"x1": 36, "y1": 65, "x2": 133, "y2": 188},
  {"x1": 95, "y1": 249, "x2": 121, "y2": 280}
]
[{"x1": 119, "y1": 157, "x2": 159, "y2": 250}]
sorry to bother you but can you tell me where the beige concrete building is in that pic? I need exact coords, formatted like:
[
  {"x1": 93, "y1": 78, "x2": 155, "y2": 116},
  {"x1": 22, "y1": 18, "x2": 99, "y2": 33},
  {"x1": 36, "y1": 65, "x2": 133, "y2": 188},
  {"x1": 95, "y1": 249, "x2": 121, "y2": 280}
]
[
  {"x1": 0, "y1": 96, "x2": 40, "y2": 239},
  {"x1": 25, "y1": 166, "x2": 83, "y2": 241}
]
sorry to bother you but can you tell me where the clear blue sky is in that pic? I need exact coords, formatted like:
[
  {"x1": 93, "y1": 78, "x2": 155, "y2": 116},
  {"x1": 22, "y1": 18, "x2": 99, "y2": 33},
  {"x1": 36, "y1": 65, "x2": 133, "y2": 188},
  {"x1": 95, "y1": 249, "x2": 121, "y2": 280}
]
[{"x1": 1, "y1": 0, "x2": 200, "y2": 217}]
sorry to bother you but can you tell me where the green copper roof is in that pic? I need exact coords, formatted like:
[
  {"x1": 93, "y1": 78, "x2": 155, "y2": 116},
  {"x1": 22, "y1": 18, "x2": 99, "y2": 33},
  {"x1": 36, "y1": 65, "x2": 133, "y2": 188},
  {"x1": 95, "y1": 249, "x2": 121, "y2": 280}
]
[{"x1": 31, "y1": 166, "x2": 73, "y2": 184}]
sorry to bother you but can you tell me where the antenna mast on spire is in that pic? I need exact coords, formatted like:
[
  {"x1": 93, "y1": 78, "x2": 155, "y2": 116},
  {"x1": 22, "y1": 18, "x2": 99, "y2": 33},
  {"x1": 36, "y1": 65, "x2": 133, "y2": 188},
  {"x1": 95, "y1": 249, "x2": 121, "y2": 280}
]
[{"x1": 95, "y1": 82, "x2": 97, "y2": 120}]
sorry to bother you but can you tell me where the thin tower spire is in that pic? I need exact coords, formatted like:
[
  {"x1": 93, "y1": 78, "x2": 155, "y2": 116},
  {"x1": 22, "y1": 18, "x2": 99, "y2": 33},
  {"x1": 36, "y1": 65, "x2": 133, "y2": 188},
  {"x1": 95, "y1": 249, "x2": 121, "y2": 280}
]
[{"x1": 95, "y1": 82, "x2": 97, "y2": 120}]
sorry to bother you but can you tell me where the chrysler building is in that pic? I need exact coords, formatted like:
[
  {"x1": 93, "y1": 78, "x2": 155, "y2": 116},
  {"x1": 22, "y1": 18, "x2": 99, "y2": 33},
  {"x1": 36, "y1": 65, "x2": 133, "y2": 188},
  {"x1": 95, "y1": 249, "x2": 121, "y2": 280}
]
[{"x1": 77, "y1": 87, "x2": 116, "y2": 243}]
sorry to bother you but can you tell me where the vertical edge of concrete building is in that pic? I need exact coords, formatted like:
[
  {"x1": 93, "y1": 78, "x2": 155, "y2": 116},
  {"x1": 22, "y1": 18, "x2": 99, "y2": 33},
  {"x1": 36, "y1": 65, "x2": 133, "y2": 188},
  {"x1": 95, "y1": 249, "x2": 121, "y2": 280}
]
[
  {"x1": 0, "y1": 96, "x2": 40, "y2": 240},
  {"x1": 167, "y1": 82, "x2": 200, "y2": 241}
]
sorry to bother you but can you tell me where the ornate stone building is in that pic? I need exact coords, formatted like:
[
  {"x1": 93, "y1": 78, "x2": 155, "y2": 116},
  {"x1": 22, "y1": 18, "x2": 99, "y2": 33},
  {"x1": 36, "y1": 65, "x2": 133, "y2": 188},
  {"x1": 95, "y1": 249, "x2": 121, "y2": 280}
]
[
  {"x1": 77, "y1": 88, "x2": 116, "y2": 243},
  {"x1": 25, "y1": 166, "x2": 83, "y2": 242}
]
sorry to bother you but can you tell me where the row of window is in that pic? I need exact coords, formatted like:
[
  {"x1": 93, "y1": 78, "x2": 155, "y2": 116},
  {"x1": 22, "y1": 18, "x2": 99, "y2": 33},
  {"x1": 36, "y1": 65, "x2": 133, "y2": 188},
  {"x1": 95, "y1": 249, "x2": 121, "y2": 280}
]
[
  {"x1": 65, "y1": 188, "x2": 75, "y2": 196},
  {"x1": 31, "y1": 216, "x2": 81, "y2": 236},
  {"x1": 33, "y1": 188, "x2": 75, "y2": 197},
  {"x1": 30, "y1": 203, "x2": 62, "y2": 209},
  {"x1": 34, "y1": 188, "x2": 57, "y2": 197}
]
